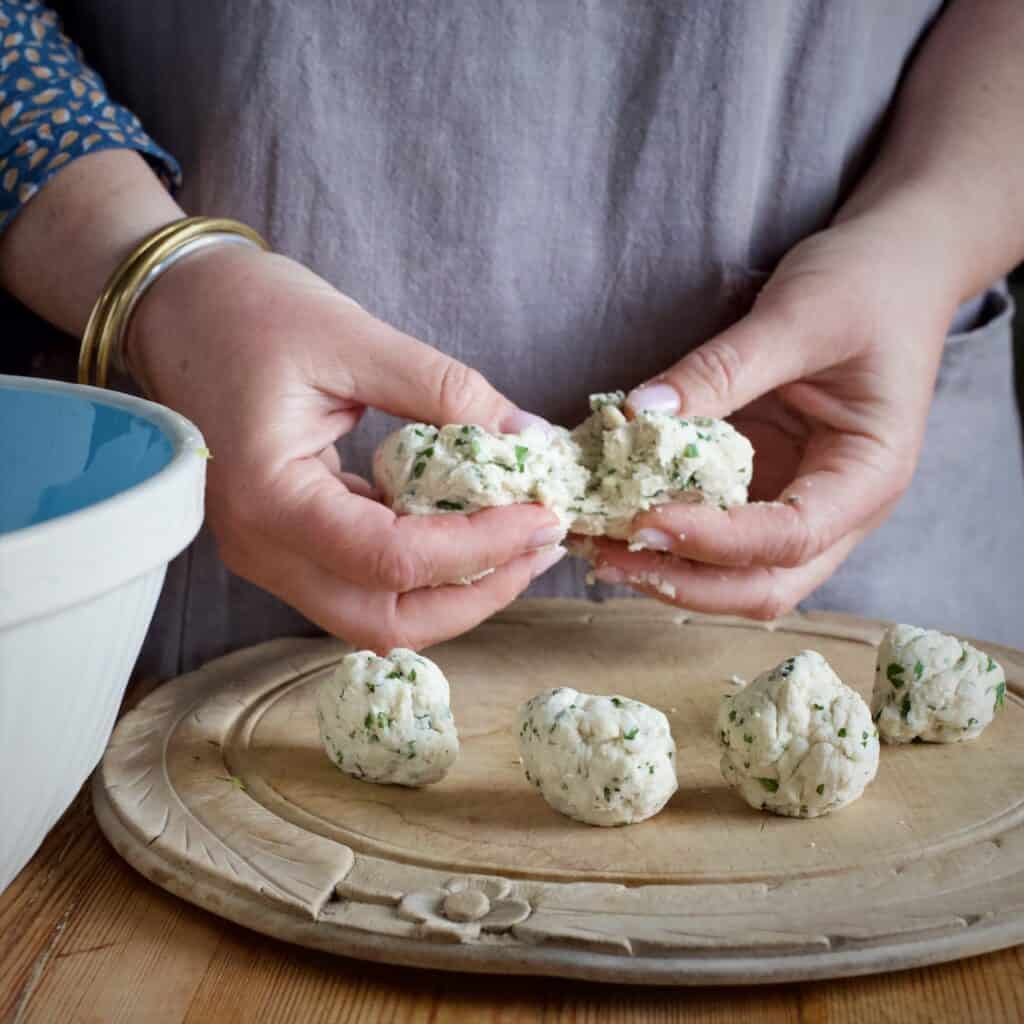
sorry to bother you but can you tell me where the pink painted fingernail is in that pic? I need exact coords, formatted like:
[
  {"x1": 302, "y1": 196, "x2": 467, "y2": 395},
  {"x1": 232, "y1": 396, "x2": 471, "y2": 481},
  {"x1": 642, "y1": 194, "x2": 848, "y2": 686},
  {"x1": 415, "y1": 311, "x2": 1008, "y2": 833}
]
[
  {"x1": 530, "y1": 544, "x2": 568, "y2": 578},
  {"x1": 593, "y1": 565, "x2": 626, "y2": 584},
  {"x1": 501, "y1": 410, "x2": 553, "y2": 436},
  {"x1": 630, "y1": 528, "x2": 675, "y2": 552},
  {"x1": 527, "y1": 525, "x2": 566, "y2": 550},
  {"x1": 626, "y1": 383, "x2": 680, "y2": 415}
]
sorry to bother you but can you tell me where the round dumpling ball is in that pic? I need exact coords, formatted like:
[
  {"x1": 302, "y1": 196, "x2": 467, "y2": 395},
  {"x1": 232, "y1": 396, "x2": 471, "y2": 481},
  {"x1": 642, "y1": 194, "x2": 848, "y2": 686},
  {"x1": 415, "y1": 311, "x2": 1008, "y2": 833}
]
[
  {"x1": 717, "y1": 650, "x2": 879, "y2": 818},
  {"x1": 517, "y1": 688, "x2": 678, "y2": 826},
  {"x1": 871, "y1": 624, "x2": 1006, "y2": 743},
  {"x1": 317, "y1": 649, "x2": 459, "y2": 787}
]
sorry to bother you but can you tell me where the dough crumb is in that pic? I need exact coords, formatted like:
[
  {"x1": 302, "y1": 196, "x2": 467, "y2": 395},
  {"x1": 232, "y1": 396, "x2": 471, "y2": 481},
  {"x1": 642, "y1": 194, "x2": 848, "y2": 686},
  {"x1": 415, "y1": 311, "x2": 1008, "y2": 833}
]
[
  {"x1": 628, "y1": 572, "x2": 678, "y2": 600},
  {"x1": 433, "y1": 567, "x2": 495, "y2": 588}
]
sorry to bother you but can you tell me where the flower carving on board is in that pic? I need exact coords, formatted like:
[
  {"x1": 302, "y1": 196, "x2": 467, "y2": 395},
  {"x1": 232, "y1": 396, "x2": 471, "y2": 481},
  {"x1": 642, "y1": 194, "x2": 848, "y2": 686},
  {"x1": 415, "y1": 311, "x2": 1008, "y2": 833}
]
[{"x1": 397, "y1": 875, "x2": 532, "y2": 942}]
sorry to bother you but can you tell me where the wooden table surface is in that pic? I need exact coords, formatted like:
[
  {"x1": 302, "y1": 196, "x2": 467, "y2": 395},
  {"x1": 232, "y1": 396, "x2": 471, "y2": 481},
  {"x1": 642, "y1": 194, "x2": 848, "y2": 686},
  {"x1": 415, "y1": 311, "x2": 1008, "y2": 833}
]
[{"x1": 0, "y1": 788, "x2": 1020, "y2": 1024}]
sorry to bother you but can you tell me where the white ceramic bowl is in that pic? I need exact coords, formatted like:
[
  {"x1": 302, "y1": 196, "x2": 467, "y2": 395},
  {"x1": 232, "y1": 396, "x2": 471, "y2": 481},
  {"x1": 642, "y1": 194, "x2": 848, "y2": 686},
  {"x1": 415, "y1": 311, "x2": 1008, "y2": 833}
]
[{"x1": 0, "y1": 375, "x2": 206, "y2": 893}]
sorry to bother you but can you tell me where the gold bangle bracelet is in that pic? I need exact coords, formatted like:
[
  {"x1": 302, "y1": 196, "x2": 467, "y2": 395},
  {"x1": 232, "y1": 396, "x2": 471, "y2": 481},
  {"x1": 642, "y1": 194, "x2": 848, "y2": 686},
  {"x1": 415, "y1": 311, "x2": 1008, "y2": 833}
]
[
  {"x1": 78, "y1": 216, "x2": 270, "y2": 389},
  {"x1": 78, "y1": 216, "x2": 198, "y2": 387}
]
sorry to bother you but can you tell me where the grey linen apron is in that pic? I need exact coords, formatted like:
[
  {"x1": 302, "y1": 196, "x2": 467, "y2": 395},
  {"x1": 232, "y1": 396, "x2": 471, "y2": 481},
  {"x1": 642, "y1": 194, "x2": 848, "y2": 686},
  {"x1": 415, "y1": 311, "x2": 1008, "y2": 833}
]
[{"x1": 50, "y1": 1, "x2": 1024, "y2": 672}]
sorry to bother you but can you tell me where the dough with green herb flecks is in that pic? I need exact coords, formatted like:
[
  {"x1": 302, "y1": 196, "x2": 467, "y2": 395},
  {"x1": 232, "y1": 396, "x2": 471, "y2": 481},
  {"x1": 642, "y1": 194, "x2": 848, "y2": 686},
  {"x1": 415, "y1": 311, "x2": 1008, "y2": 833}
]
[
  {"x1": 374, "y1": 422, "x2": 586, "y2": 529},
  {"x1": 517, "y1": 687, "x2": 678, "y2": 826},
  {"x1": 317, "y1": 649, "x2": 459, "y2": 787},
  {"x1": 569, "y1": 392, "x2": 754, "y2": 539},
  {"x1": 373, "y1": 392, "x2": 754, "y2": 545},
  {"x1": 871, "y1": 624, "x2": 1006, "y2": 743},
  {"x1": 717, "y1": 650, "x2": 879, "y2": 818}
]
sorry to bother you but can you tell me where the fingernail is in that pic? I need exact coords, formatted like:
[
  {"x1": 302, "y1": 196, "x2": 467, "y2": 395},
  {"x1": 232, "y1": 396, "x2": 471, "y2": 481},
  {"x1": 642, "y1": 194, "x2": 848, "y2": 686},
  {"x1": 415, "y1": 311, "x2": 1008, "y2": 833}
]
[
  {"x1": 626, "y1": 383, "x2": 680, "y2": 415},
  {"x1": 593, "y1": 565, "x2": 625, "y2": 584},
  {"x1": 501, "y1": 410, "x2": 553, "y2": 436},
  {"x1": 530, "y1": 544, "x2": 567, "y2": 578},
  {"x1": 629, "y1": 528, "x2": 675, "y2": 552},
  {"x1": 527, "y1": 524, "x2": 566, "y2": 550}
]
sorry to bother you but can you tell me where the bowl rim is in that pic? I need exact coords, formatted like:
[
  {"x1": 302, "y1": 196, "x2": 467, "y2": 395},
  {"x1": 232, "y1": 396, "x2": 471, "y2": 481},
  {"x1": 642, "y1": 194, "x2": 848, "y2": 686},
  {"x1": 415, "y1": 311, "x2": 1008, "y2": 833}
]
[
  {"x1": 0, "y1": 374, "x2": 203, "y2": 540},
  {"x1": 0, "y1": 375, "x2": 207, "y2": 630}
]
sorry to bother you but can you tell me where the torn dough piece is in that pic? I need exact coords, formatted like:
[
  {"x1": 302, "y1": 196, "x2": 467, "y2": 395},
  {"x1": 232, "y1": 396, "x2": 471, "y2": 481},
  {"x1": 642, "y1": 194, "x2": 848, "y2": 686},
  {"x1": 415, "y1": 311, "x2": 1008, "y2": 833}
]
[
  {"x1": 317, "y1": 649, "x2": 459, "y2": 787},
  {"x1": 569, "y1": 392, "x2": 754, "y2": 539},
  {"x1": 517, "y1": 688, "x2": 678, "y2": 826},
  {"x1": 374, "y1": 422, "x2": 585, "y2": 530},
  {"x1": 871, "y1": 624, "x2": 1006, "y2": 744},
  {"x1": 717, "y1": 650, "x2": 879, "y2": 818},
  {"x1": 374, "y1": 393, "x2": 754, "y2": 543}
]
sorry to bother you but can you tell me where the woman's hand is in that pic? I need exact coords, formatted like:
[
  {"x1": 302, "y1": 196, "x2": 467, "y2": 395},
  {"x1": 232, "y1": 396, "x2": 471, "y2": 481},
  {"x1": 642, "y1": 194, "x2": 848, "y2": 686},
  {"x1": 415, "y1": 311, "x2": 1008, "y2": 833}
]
[
  {"x1": 586, "y1": 211, "x2": 959, "y2": 619},
  {"x1": 125, "y1": 244, "x2": 565, "y2": 651},
  {"x1": 585, "y1": 0, "x2": 1024, "y2": 620}
]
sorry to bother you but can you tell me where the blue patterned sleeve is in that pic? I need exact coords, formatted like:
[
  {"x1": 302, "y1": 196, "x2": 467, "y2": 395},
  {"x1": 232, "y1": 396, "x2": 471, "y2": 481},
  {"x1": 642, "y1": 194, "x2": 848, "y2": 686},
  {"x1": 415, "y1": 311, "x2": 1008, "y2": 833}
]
[{"x1": 0, "y1": 0, "x2": 181, "y2": 233}]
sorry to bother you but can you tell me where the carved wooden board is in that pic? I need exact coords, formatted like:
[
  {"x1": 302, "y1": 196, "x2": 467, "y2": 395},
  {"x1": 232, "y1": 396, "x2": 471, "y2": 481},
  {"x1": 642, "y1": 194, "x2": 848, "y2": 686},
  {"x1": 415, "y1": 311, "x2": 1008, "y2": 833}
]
[{"x1": 93, "y1": 599, "x2": 1024, "y2": 985}]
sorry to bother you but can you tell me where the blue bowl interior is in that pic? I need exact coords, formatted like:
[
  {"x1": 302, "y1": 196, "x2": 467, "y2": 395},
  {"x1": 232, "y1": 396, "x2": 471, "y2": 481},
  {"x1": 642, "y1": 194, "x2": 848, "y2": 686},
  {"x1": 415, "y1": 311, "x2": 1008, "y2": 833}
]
[{"x1": 0, "y1": 386, "x2": 174, "y2": 535}]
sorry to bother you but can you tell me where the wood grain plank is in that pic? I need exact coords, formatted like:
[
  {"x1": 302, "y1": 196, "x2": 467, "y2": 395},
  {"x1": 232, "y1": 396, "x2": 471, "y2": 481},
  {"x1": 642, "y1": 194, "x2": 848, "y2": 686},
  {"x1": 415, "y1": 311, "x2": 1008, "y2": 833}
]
[
  {"x1": 0, "y1": 796, "x2": 100, "y2": 1022},
  {"x1": 178, "y1": 934, "x2": 803, "y2": 1024},
  {"x1": 20, "y1": 857, "x2": 222, "y2": 1023},
  {"x1": 797, "y1": 948, "x2": 1024, "y2": 1024}
]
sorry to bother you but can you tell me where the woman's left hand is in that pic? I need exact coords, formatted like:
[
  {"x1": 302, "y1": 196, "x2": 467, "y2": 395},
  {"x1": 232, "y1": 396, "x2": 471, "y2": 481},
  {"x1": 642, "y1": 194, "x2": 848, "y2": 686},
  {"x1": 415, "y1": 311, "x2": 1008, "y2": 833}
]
[{"x1": 586, "y1": 211, "x2": 960, "y2": 619}]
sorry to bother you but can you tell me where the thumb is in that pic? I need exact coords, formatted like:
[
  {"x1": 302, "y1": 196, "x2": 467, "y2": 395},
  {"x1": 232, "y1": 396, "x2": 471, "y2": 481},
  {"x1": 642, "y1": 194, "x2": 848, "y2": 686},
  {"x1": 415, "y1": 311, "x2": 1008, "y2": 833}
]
[
  {"x1": 338, "y1": 305, "x2": 546, "y2": 434},
  {"x1": 624, "y1": 299, "x2": 829, "y2": 420}
]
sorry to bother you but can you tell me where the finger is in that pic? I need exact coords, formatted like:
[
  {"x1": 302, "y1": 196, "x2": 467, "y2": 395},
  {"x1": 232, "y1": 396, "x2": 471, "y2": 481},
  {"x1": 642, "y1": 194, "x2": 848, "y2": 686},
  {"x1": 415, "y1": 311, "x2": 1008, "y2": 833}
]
[
  {"x1": 339, "y1": 472, "x2": 378, "y2": 500},
  {"x1": 326, "y1": 305, "x2": 549, "y2": 434},
  {"x1": 625, "y1": 433, "x2": 906, "y2": 569},
  {"x1": 624, "y1": 301, "x2": 836, "y2": 420},
  {"x1": 392, "y1": 545, "x2": 567, "y2": 650},
  {"x1": 319, "y1": 445, "x2": 343, "y2": 476},
  {"x1": 256, "y1": 458, "x2": 565, "y2": 592},
  {"x1": 588, "y1": 530, "x2": 864, "y2": 621},
  {"x1": 316, "y1": 444, "x2": 380, "y2": 499},
  {"x1": 241, "y1": 541, "x2": 567, "y2": 652}
]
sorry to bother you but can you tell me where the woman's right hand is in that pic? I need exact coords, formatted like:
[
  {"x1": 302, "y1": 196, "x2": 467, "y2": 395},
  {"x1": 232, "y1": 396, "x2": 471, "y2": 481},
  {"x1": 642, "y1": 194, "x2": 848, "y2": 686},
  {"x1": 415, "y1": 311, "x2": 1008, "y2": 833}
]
[{"x1": 125, "y1": 243, "x2": 565, "y2": 651}]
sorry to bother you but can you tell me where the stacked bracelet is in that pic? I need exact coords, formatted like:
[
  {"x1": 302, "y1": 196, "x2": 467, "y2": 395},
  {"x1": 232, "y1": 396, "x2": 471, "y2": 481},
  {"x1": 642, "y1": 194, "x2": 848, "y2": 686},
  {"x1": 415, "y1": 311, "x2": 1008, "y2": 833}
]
[{"x1": 78, "y1": 216, "x2": 269, "y2": 389}]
